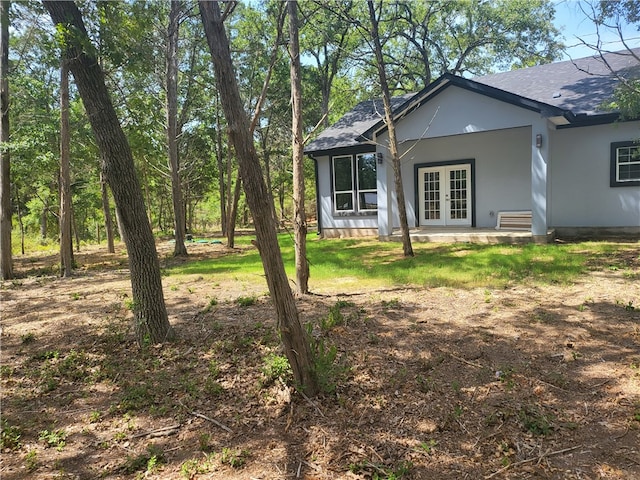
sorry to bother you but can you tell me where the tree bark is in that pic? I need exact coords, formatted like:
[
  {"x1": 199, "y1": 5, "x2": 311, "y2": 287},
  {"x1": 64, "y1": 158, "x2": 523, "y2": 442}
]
[
  {"x1": 167, "y1": 0, "x2": 187, "y2": 257},
  {"x1": 367, "y1": 0, "x2": 414, "y2": 257},
  {"x1": 288, "y1": 1, "x2": 309, "y2": 295},
  {"x1": 199, "y1": 0, "x2": 318, "y2": 396},
  {"x1": 100, "y1": 171, "x2": 115, "y2": 253},
  {"x1": 44, "y1": 0, "x2": 173, "y2": 346},
  {"x1": 0, "y1": 0, "x2": 12, "y2": 280},
  {"x1": 59, "y1": 59, "x2": 73, "y2": 277}
]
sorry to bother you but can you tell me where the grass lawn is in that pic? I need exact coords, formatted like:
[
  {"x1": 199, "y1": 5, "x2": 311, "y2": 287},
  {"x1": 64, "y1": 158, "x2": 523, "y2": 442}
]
[{"x1": 165, "y1": 234, "x2": 639, "y2": 290}]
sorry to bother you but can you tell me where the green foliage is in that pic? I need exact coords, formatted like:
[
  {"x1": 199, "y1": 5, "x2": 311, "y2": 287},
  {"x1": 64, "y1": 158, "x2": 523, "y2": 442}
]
[
  {"x1": 322, "y1": 302, "x2": 345, "y2": 331},
  {"x1": 219, "y1": 447, "x2": 248, "y2": 468},
  {"x1": 168, "y1": 235, "x2": 626, "y2": 290},
  {"x1": 518, "y1": 404, "x2": 553, "y2": 435},
  {"x1": 306, "y1": 322, "x2": 349, "y2": 395},
  {"x1": 1, "y1": 420, "x2": 22, "y2": 450},
  {"x1": 38, "y1": 428, "x2": 67, "y2": 450},
  {"x1": 21, "y1": 332, "x2": 36, "y2": 344},
  {"x1": 24, "y1": 449, "x2": 38, "y2": 472},
  {"x1": 120, "y1": 443, "x2": 166, "y2": 474},
  {"x1": 261, "y1": 353, "x2": 292, "y2": 386},
  {"x1": 236, "y1": 295, "x2": 257, "y2": 307}
]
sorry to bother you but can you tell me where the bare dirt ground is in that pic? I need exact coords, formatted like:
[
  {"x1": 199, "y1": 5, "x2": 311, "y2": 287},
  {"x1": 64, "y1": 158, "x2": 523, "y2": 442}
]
[{"x1": 1, "y1": 241, "x2": 639, "y2": 479}]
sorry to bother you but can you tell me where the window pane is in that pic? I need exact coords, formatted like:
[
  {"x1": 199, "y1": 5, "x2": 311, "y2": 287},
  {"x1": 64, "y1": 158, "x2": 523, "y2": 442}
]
[
  {"x1": 619, "y1": 163, "x2": 640, "y2": 181},
  {"x1": 617, "y1": 146, "x2": 640, "y2": 181},
  {"x1": 359, "y1": 191, "x2": 377, "y2": 210},
  {"x1": 357, "y1": 153, "x2": 377, "y2": 190},
  {"x1": 333, "y1": 156, "x2": 353, "y2": 191},
  {"x1": 335, "y1": 192, "x2": 353, "y2": 211}
]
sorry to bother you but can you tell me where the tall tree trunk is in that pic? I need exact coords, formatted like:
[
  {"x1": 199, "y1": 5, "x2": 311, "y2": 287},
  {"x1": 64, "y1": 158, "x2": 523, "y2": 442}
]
[
  {"x1": 59, "y1": 59, "x2": 73, "y2": 277},
  {"x1": 199, "y1": 0, "x2": 318, "y2": 396},
  {"x1": 15, "y1": 183, "x2": 24, "y2": 255},
  {"x1": 288, "y1": 1, "x2": 309, "y2": 295},
  {"x1": 0, "y1": 0, "x2": 12, "y2": 280},
  {"x1": 214, "y1": 106, "x2": 227, "y2": 235},
  {"x1": 167, "y1": 0, "x2": 187, "y2": 256},
  {"x1": 100, "y1": 171, "x2": 115, "y2": 253},
  {"x1": 367, "y1": 0, "x2": 413, "y2": 257},
  {"x1": 226, "y1": 170, "x2": 241, "y2": 248},
  {"x1": 44, "y1": 0, "x2": 173, "y2": 346}
]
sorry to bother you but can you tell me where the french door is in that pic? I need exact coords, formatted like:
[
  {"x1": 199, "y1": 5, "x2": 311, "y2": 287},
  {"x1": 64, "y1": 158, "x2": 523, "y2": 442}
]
[{"x1": 418, "y1": 164, "x2": 472, "y2": 226}]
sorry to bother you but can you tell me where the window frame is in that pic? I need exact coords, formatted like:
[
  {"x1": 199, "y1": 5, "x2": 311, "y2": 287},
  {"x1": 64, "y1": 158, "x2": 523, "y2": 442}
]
[
  {"x1": 332, "y1": 155, "x2": 355, "y2": 213},
  {"x1": 610, "y1": 141, "x2": 640, "y2": 187},
  {"x1": 331, "y1": 153, "x2": 378, "y2": 215},
  {"x1": 356, "y1": 153, "x2": 378, "y2": 212}
]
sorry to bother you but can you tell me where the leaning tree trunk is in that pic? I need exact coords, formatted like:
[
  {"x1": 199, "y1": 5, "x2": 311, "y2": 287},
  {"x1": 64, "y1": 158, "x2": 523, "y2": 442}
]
[
  {"x1": 199, "y1": 0, "x2": 319, "y2": 396},
  {"x1": 44, "y1": 0, "x2": 173, "y2": 346},
  {"x1": 367, "y1": 0, "x2": 413, "y2": 257},
  {"x1": 59, "y1": 59, "x2": 73, "y2": 277},
  {"x1": 0, "y1": 0, "x2": 12, "y2": 280},
  {"x1": 288, "y1": 0, "x2": 309, "y2": 295},
  {"x1": 166, "y1": 0, "x2": 187, "y2": 257}
]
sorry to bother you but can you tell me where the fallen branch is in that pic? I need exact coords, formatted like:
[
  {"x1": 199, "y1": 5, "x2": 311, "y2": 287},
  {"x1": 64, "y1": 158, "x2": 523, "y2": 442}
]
[
  {"x1": 190, "y1": 410, "x2": 233, "y2": 434},
  {"x1": 485, "y1": 444, "x2": 582, "y2": 479},
  {"x1": 130, "y1": 424, "x2": 181, "y2": 439},
  {"x1": 298, "y1": 389, "x2": 325, "y2": 418},
  {"x1": 178, "y1": 400, "x2": 233, "y2": 433},
  {"x1": 449, "y1": 352, "x2": 484, "y2": 369}
]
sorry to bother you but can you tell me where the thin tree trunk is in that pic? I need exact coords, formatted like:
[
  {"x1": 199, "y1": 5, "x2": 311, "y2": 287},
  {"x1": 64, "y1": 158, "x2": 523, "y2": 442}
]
[
  {"x1": 167, "y1": 0, "x2": 187, "y2": 256},
  {"x1": 367, "y1": 0, "x2": 413, "y2": 257},
  {"x1": 59, "y1": 59, "x2": 73, "y2": 277},
  {"x1": 44, "y1": 0, "x2": 173, "y2": 346},
  {"x1": 288, "y1": 1, "x2": 309, "y2": 295},
  {"x1": 199, "y1": 0, "x2": 318, "y2": 396},
  {"x1": 15, "y1": 184, "x2": 24, "y2": 255},
  {"x1": 101, "y1": 171, "x2": 115, "y2": 253},
  {"x1": 0, "y1": 0, "x2": 12, "y2": 279},
  {"x1": 214, "y1": 106, "x2": 227, "y2": 235},
  {"x1": 226, "y1": 170, "x2": 241, "y2": 248}
]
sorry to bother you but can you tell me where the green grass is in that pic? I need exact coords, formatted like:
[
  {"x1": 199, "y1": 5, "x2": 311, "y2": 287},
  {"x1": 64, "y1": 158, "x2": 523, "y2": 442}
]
[{"x1": 165, "y1": 234, "x2": 636, "y2": 289}]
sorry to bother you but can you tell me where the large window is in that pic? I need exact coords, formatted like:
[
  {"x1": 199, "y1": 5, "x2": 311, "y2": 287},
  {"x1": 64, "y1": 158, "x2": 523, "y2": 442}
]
[
  {"x1": 611, "y1": 141, "x2": 640, "y2": 187},
  {"x1": 332, "y1": 153, "x2": 378, "y2": 213}
]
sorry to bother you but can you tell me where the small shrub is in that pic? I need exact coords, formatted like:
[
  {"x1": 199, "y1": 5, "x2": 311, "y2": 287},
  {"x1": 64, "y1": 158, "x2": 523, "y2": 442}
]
[
  {"x1": 120, "y1": 443, "x2": 165, "y2": 474},
  {"x1": 321, "y1": 303, "x2": 344, "y2": 331},
  {"x1": 21, "y1": 332, "x2": 36, "y2": 344},
  {"x1": 202, "y1": 297, "x2": 218, "y2": 314},
  {"x1": 25, "y1": 449, "x2": 38, "y2": 472},
  {"x1": 236, "y1": 295, "x2": 257, "y2": 307},
  {"x1": 519, "y1": 404, "x2": 553, "y2": 435},
  {"x1": 1, "y1": 420, "x2": 22, "y2": 450},
  {"x1": 38, "y1": 429, "x2": 67, "y2": 450},
  {"x1": 219, "y1": 447, "x2": 247, "y2": 468},
  {"x1": 261, "y1": 353, "x2": 292, "y2": 386}
]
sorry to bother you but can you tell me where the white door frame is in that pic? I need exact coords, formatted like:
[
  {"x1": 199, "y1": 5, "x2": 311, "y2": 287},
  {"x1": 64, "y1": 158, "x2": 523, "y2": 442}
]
[{"x1": 417, "y1": 163, "x2": 473, "y2": 227}]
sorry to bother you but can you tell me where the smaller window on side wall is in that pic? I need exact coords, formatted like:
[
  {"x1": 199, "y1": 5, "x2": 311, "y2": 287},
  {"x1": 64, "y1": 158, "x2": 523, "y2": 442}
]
[
  {"x1": 611, "y1": 141, "x2": 640, "y2": 187},
  {"x1": 357, "y1": 153, "x2": 377, "y2": 211},
  {"x1": 332, "y1": 155, "x2": 355, "y2": 212}
]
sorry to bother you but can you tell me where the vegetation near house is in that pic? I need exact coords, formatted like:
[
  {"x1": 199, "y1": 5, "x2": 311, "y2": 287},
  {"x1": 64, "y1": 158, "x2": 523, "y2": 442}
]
[{"x1": 2, "y1": 237, "x2": 639, "y2": 478}]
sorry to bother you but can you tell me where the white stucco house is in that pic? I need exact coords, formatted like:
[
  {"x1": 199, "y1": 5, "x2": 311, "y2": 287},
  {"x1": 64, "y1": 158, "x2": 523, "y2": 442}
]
[{"x1": 305, "y1": 49, "x2": 640, "y2": 242}]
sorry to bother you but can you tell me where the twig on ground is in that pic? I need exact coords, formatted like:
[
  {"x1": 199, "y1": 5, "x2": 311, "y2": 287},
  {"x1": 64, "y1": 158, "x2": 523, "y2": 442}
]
[
  {"x1": 130, "y1": 424, "x2": 181, "y2": 439},
  {"x1": 449, "y1": 352, "x2": 484, "y2": 369},
  {"x1": 485, "y1": 444, "x2": 582, "y2": 479},
  {"x1": 298, "y1": 390, "x2": 325, "y2": 418},
  {"x1": 178, "y1": 400, "x2": 233, "y2": 433}
]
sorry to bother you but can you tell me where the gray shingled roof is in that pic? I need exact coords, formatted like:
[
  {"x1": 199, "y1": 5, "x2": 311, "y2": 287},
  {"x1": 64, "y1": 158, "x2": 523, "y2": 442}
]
[
  {"x1": 475, "y1": 48, "x2": 640, "y2": 116},
  {"x1": 304, "y1": 93, "x2": 415, "y2": 154},
  {"x1": 305, "y1": 48, "x2": 640, "y2": 155}
]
